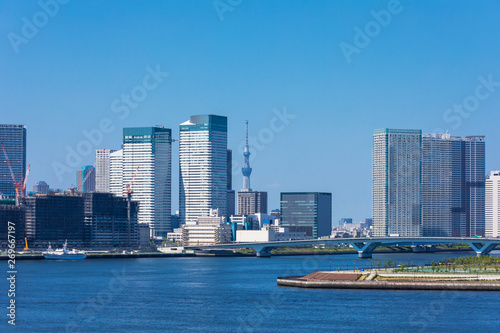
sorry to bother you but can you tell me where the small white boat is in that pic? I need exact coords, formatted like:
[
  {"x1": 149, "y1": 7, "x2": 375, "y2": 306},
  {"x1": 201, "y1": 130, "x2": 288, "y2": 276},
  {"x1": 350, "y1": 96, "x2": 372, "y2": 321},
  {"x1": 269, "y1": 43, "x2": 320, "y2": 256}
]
[{"x1": 43, "y1": 241, "x2": 87, "y2": 260}]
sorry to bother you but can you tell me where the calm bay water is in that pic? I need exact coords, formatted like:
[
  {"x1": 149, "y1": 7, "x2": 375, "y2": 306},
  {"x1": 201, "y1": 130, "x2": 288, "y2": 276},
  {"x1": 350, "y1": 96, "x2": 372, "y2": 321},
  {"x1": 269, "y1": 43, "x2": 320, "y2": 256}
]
[{"x1": 3, "y1": 251, "x2": 500, "y2": 332}]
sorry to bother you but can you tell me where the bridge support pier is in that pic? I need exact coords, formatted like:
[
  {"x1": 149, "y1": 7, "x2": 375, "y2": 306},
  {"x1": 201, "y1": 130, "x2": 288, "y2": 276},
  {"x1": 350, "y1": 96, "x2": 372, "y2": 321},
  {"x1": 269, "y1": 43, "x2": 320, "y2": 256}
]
[
  {"x1": 351, "y1": 241, "x2": 381, "y2": 259},
  {"x1": 466, "y1": 241, "x2": 498, "y2": 257},
  {"x1": 255, "y1": 247, "x2": 272, "y2": 258}
]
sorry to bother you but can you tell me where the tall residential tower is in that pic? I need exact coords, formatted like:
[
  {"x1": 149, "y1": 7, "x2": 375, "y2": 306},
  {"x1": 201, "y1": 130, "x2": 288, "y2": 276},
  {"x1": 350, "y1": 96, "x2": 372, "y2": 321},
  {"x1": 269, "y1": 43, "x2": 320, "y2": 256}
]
[
  {"x1": 486, "y1": 171, "x2": 500, "y2": 238},
  {"x1": 373, "y1": 129, "x2": 422, "y2": 237},
  {"x1": 123, "y1": 127, "x2": 172, "y2": 237},
  {"x1": 179, "y1": 115, "x2": 228, "y2": 224}
]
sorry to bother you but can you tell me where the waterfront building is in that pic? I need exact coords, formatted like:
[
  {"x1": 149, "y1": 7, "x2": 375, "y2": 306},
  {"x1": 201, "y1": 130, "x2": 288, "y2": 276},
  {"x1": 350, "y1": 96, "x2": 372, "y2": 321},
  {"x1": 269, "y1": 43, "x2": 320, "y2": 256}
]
[
  {"x1": 22, "y1": 194, "x2": 86, "y2": 247},
  {"x1": 95, "y1": 149, "x2": 116, "y2": 192},
  {"x1": 33, "y1": 181, "x2": 49, "y2": 195},
  {"x1": 236, "y1": 225, "x2": 308, "y2": 243},
  {"x1": 166, "y1": 228, "x2": 183, "y2": 243},
  {"x1": 237, "y1": 191, "x2": 268, "y2": 215},
  {"x1": 486, "y1": 171, "x2": 500, "y2": 238},
  {"x1": 83, "y1": 192, "x2": 139, "y2": 248},
  {"x1": 123, "y1": 127, "x2": 172, "y2": 237},
  {"x1": 0, "y1": 124, "x2": 27, "y2": 198},
  {"x1": 422, "y1": 134, "x2": 486, "y2": 237},
  {"x1": 181, "y1": 209, "x2": 231, "y2": 246},
  {"x1": 0, "y1": 200, "x2": 25, "y2": 248},
  {"x1": 280, "y1": 192, "x2": 332, "y2": 238},
  {"x1": 109, "y1": 149, "x2": 123, "y2": 196},
  {"x1": 270, "y1": 209, "x2": 280, "y2": 222},
  {"x1": 179, "y1": 115, "x2": 228, "y2": 224},
  {"x1": 373, "y1": 129, "x2": 422, "y2": 237},
  {"x1": 464, "y1": 136, "x2": 486, "y2": 237},
  {"x1": 227, "y1": 190, "x2": 236, "y2": 218},
  {"x1": 77, "y1": 165, "x2": 96, "y2": 192},
  {"x1": 171, "y1": 214, "x2": 180, "y2": 229},
  {"x1": 227, "y1": 149, "x2": 236, "y2": 218}
]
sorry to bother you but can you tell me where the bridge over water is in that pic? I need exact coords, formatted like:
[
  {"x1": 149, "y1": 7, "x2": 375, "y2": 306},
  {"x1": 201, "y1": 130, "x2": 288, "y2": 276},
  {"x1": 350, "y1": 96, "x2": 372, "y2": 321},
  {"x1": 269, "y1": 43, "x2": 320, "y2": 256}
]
[{"x1": 185, "y1": 237, "x2": 500, "y2": 258}]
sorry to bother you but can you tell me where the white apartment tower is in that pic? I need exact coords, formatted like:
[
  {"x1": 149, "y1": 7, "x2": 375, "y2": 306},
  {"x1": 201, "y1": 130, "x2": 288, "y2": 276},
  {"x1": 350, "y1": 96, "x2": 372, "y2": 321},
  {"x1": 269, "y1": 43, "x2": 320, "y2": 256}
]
[
  {"x1": 95, "y1": 149, "x2": 116, "y2": 192},
  {"x1": 109, "y1": 149, "x2": 123, "y2": 196},
  {"x1": 179, "y1": 115, "x2": 228, "y2": 224},
  {"x1": 123, "y1": 127, "x2": 172, "y2": 237},
  {"x1": 373, "y1": 129, "x2": 423, "y2": 237},
  {"x1": 486, "y1": 171, "x2": 500, "y2": 238}
]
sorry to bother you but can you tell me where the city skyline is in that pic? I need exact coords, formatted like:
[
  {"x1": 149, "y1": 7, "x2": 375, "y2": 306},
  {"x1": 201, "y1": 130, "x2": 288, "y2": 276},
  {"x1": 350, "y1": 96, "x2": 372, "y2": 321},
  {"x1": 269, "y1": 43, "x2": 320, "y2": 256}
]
[{"x1": 2, "y1": 1, "x2": 500, "y2": 224}]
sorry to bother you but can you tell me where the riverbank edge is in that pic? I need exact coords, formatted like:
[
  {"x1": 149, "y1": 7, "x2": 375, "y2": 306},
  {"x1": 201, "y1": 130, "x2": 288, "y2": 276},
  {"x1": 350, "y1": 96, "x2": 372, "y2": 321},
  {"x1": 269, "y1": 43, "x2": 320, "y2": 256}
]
[
  {"x1": 0, "y1": 247, "x2": 477, "y2": 260},
  {"x1": 277, "y1": 277, "x2": 500, "y2": 291}
]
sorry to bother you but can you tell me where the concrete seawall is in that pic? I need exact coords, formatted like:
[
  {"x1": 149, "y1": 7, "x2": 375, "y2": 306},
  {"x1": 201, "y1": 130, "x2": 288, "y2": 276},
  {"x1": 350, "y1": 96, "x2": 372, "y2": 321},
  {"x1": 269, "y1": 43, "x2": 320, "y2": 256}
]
[{"x1": 277, "y1": 277, "x2": 500, "y2": 291}]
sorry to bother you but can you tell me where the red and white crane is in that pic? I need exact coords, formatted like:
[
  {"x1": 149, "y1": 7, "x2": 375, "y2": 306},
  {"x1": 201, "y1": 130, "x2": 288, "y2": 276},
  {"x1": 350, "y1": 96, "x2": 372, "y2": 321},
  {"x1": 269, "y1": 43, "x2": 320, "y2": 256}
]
[{"x1": 1, "y1": 141, "x2": 30, "y2": 201}]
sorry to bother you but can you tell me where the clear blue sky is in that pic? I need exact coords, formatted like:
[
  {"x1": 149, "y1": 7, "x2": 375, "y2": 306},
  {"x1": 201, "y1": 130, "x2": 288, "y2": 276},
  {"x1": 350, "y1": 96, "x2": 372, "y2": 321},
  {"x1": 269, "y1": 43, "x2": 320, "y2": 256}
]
[{"x1": 1, "y1": 0, "x2": 500, "y2": 223}]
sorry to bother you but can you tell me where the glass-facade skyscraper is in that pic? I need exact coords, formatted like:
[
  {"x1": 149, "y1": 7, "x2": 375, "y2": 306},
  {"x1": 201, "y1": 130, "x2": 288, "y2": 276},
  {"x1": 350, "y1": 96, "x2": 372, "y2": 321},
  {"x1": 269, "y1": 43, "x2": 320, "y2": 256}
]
[
  {"x1": 280, "y1": 192, "x2": 332, "y2": 238},
  {"x1": 422, "y1": 134, "x2": 486, "y2": 237},
  {"x1": 0, "y1": 124, "x2": 26, "y2": 198},
  {"x1": 373, "y1": 129, "x2": 422, "y2": 237},
  {"x1": 123, "y1": 126, "x2": 172, "y2": 237},
  {"x1": 179, "y1": 115, "x2": 228, "y2": 224}
]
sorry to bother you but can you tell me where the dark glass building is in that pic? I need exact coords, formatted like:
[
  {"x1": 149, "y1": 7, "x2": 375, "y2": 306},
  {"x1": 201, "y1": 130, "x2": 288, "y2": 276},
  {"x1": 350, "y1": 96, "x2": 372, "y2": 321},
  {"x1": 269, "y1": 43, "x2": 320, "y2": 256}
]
[
  {"x1": 0, "y1": 200, "x2": 25, "y2": 249},
  {"x1": 280, "y1": 192, "x2": 332, "y2": 238},
  {"x1": 84, "y1": 193, "x2": 139, "y2": 248},
  {"x1": 0, "y1": 124, "x2": 26, "y2": 198},
  {"x1": 22, "y1": 194, "x2": 85, "y2": 247}
]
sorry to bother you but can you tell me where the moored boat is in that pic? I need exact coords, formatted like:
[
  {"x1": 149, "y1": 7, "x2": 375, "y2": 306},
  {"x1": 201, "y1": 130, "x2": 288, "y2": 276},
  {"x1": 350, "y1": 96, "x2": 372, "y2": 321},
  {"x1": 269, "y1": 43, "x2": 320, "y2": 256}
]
[{"x1": 43, "y1": 240, "x2": 87, "y2": 260}]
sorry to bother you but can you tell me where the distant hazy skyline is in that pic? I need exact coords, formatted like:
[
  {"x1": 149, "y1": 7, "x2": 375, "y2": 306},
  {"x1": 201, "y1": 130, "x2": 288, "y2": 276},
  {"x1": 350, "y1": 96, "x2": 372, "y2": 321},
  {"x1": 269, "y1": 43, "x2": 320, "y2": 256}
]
[{"x1": 2, "y1": 0, "x2": 500, "y2": 223}]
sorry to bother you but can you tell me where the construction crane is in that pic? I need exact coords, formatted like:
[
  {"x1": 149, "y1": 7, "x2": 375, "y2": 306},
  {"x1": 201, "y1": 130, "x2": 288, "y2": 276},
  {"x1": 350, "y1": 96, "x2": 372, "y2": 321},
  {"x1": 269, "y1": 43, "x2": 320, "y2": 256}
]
[
  {"x1": 77, "y1": 163, "x2": 96, "y2": 192},
  {"x1": 22, "y1": 164, "x2": 30, "y2": 195},
  {"x1": 125, "y1": 166, "x2": 140, "y2": 247},
  {"x1": 1, "y1": 141, "x2": 29, "y2": 202},
  {"x1": 24, "y1": 237, "x2": 29, "y2": 251}
]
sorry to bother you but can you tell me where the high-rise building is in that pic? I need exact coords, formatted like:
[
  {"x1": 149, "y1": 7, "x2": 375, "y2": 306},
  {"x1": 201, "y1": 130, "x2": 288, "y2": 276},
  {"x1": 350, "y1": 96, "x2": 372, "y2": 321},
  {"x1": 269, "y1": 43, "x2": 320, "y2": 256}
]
[
  {"x1": 83, "y1": 192, "x2": 139, "y2": 248},
  {"x1": 33, "y1": 181, "x2": 49, "y2": 194},
  {"x1": 464, "y1": 136, "x2": 486, "y2": 237},
  {"x1": 77, "y1": 165, "x2": 96, "y2": 192},
  {"x1": 280, "y1": 192, "x2": 332, "y2": 238},
  {"x1": 179, "y1": 115, "x2": 228, "y2": 224},
  {"x1": 237, "y1": 191, "x2": 268, "y2": 215},
  {"x1": 95, "y1": 149, "x2": 116, "y2": 192},
  {"x1": 373, "y1": 129, "x2": 422, "y2": 237},
  {"x1": 0, "y1": 124, "x2": 27, "y2": 198},
  {"x1": 23, "y1": 194, "x2": 85, "y2": 247},
  {"x1": 486, "y1": 171, "x2": 500, "y2": 238},
  {"x1": 123, "y1": 127, "x2": 172, "y2": 237},
  {"x1": 422, "y1": 134, "x2": 486, "y2": 237},
  {"x1": 227, "y1": 149, "x2": 236, "y2": 218},
  {"x1": 0, "y1": 201, "x2": 25, "y2": 248},
  {"x1": 109, "y1": 149, "x2": 123, "y2": 197}
]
